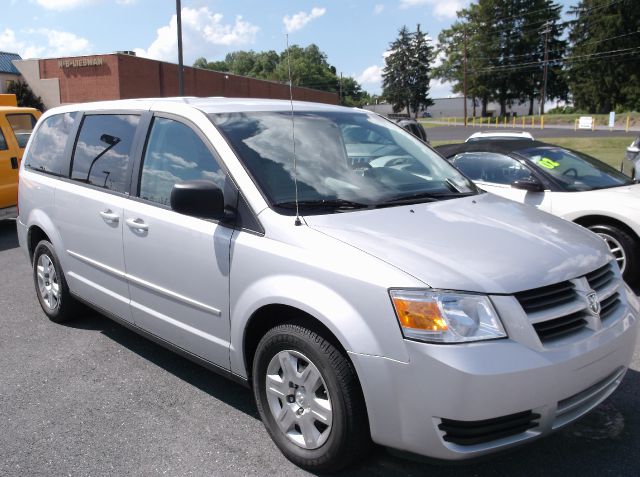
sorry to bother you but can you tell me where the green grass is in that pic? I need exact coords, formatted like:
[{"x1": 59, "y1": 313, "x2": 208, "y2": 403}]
[{"x1": 431, "y1": 136, "x2": 631, "y2": 169}]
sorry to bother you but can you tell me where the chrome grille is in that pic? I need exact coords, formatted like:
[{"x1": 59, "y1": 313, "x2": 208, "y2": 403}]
[
  {"x1": 586, "y1": 263, "x2": 615, "y2": 293},
  {"x1": 533, "y1": 311, "x2": 588, "y2": 341},
  {"x1": 514, "y1": 261, "x2": 622, "y2": 344},
  {"x1": 515, "y1": 281, "x2": 576, "y2": 314},
  {"x1": 600, "y1": 292, "x2": 621, "y2": 321}
]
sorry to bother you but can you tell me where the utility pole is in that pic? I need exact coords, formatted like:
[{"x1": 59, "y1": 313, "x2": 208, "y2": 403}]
[
  {"x1": 339, "y1": 72, "x2": 343, "y2": 105},
  {"x1": 539, "y1": 22, "x2": 551, "y2": 116},
  {"x1": 176, "y1": 0, "x2": 184, "y2": 96},
  {"x1": 463, "y1": 25, "x2": 468, "y2": 126}
]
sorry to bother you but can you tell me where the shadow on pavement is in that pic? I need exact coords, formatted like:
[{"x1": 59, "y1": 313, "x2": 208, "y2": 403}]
[
  {"x1": 64, "y1": 310, "x2": 260, "y2": 419},
  {"x1": 63, "y1": 308, "x2": 640, "y2": 477},
  {"x1": 0, "y1": 219, "x2": 18, "y2": 252}
]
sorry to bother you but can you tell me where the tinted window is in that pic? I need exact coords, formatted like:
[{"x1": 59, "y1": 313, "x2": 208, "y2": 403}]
[
  {"x1": 71, "y1": 114, "x2": 140, "y2": 193},
  {"x1": 0, "y1": 128, "x2": 6, "y2": 150},
  {"x1": 139, "y1": 117, "x2": 225, "y2": 206},
  {"x1": 25, "y1": 112, "x2": 76, "y2": 176},
  {"x1": 7, "y1": 114, "x2": 37, "y2": 148},
  {"x1": 518, "y1": 146, "x2": 632, "y2": 191},
  {"x1": 451, "y1": 152, "x2": 535, "y2": 185}
]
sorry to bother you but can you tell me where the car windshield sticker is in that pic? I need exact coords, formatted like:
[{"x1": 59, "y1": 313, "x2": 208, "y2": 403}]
[{"x1": 539, "y1": 157, "x2": 560, "y2": 169}]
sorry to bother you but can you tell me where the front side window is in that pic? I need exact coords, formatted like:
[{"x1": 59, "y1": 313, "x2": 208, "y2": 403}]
[
  {"x1": 518, "y1": 146, "x2": 632, "y2": 191},
  {"x1": 25, "y1": 112, "x2": 76, "y2": 176},
  {"x1": 139, "y1": 117, "x2": 225, "y2": 206},
  {"x1": 6, "y1": 113, "x2": 37, "y2": 148},
  {"x1": 71, "y1": 114, "x2": 140, "y2": 193},
  {"x1": 450, "y1": 152, "x2": 535, "y2": 185},
  {"x1": 210, "y1": 111, "x2": 476, "y2": 214},
  {"x1": 0, "y1": 128, "x2": 7, "y2": 150}
]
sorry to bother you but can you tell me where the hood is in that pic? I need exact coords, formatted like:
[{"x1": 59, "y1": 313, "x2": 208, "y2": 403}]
[
  {"x1": 305, "y1": 193, "x2": 611, "y2": 294},
  {"x1": 580, "y1": 184, "x2": 640, "y2": 208}
]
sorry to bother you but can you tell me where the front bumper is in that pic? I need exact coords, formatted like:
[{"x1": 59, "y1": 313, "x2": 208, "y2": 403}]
[{"x1": 349, "y1": 301, "x2": 638, "y2": 460}]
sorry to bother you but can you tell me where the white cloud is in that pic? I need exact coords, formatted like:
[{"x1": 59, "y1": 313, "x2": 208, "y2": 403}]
[
  {"x1": 283, "y1": 7, "x2": 326, "y2": 33},
  {"x1": 34, "y1": 0, "x2": 96, "y2": 9},
  {"x1": 0, "y1": 27, "x2": 91, "y2": 58},
  {"x1": 373, "y1": 4, "x2": 384, "y2": 15},
  {"x1": 134, "y1": 7, "x2": 259, "y2": 63},
  {"x1": 398, "y1": 0, "x2": 469, "y2": 19},
  {"x1": 429, "y1": 79, "x2": 455, "y2": 98},
  {"x1": 34, "y1": 0, "x2": 136, "y2": 8},
  {"x1": 357, "y1": 65, "x2": 383, "y2": 85}
]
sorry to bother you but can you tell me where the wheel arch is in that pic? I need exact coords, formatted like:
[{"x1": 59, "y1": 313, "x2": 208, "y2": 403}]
[
  {"x1": 242, "y1": 304, "x2": 352, "y2": 384},
  {"x1": 573, "y1": 214, "x2": 640, "y2": 243}
]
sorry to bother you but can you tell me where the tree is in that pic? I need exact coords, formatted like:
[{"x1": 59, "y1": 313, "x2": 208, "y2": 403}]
[
  {"x1": 7, "y1": 79, "x2": 45, "y2": 111},
  {"x1": 435, "y1": 0, "x2": 568, "y2": 117},
  {"x1": 566, "y1": 0, "x2": 640, "y2": 113},
  {"x1": 192, "y1": 45, "x2": 371, "y2": 102},
  {"x1": 382, "y1": 25, "x2": 435, "y2": 117}
]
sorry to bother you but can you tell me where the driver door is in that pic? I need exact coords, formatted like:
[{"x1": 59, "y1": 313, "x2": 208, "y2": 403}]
[{"x1": 450, "y1": 151, "x2": 552, "y2": 212}]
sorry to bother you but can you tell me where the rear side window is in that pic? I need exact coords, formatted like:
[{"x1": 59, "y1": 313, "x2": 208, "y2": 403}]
[
  {"x1": 139, "y1": 117, "x2": 224, "y2": 206},
  {"x1": 0, "y1": 128, "x2": 7, "y2": 150},
  {"x1": 25, "y1": 112, "x2": 76, "y2": 176},
  {"x1": 71, "y1": 114, "x2": 140, "y2": 194},
  {"x1": 7, "y1": 114, "x2": 37, "y2": 148}
]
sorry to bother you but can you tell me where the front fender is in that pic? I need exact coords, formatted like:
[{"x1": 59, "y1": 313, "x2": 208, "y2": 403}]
[{"x1": 229, "y1": 274, "x2": 409, "y2": 377}]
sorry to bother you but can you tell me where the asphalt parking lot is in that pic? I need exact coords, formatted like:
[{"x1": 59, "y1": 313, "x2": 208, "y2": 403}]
[{"x1": 1, "y1": 218, "x2": 639, "y2": 476}]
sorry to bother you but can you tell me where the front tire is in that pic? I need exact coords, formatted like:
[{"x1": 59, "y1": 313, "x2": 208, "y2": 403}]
[
  {"x1": 588, "y1": 224, "x2": 638, "y2": 283},
  {"x1": 33, "y1": 240, "x2": 79, "y2": 323},
  {"x1": 252, "y1": 324, "x2": 370, "y2": 473}
]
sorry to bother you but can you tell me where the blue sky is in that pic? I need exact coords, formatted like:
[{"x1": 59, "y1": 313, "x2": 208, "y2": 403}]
[{"x1": 2, "y1": 0, "x2": 579, "y2": 96}]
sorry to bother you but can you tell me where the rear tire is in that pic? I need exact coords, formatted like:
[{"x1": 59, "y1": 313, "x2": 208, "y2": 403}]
[
  {"x1": 588, "y1": 224, "x2": 638, "y2": 284},
  {"x1": 252, "y1": 323, "x2": 371, "y2": 473},
  {"x1": 33, "y1": 240, "x2": 79, "y2": 323}
]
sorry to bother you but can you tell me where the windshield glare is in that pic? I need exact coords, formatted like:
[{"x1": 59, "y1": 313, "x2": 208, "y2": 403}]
[
  {"x1": 210, "y1": 111, "x2": 476, "y2": 212},
  {"x1": 518, "y1": 146, "x2": 632, "y2": 191}
]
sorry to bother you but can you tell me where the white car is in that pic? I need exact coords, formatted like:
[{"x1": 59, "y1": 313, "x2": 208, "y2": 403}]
[
  {"x1": 466, "y1": 131, "x2": 534, "y2": 142},
  {"x1": 438, "y1": 139, "x2": 640, "y2": 282}
]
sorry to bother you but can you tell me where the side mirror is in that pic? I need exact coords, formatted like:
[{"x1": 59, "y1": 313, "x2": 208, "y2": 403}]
[
  {"x1": 170, "y1": 180, "x2": 226, "y2": 220},
  {"x1": 511, "y1": 179, "x2": 544, "y2": 192}
]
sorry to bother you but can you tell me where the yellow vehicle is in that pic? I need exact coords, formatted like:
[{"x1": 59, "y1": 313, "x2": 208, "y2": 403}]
[{"x1": 0, "y1": 100, "x2": 41, "y2": 219}]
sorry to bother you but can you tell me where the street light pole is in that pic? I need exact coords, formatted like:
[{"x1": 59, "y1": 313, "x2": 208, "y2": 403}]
[{"x1": 176, "y1": 0, "x2": 184, "y2": 96}]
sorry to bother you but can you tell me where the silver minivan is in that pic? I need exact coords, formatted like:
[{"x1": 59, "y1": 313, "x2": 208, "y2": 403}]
[{"x1": 18, "y1": 98, "x2": 639, "y2": 472}]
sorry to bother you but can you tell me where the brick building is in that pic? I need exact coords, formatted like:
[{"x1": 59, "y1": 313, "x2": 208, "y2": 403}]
[{"x1": 13, "y1": 53, "x2": 338, "y2": 110}]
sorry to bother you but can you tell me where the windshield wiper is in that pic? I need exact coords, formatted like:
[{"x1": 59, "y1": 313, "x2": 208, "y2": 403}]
[
  {"x1": 378, "y1": 191, "x2": 476, "y2": 206},
  {"x1": 273, "y1": 199, "x2": 372, "y2": 211}
]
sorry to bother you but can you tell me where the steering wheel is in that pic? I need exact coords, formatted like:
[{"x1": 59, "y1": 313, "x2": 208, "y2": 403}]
[{"x1": 562, "y1": 167, "x2": 578, "y2": 178}]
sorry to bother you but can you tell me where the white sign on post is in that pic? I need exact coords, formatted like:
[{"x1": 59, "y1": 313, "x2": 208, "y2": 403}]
[
  {"x1": 578, "y1": 116, "x2": 593, "y2": 129},
  {"x1": 609, "y1": 111, "x2": 615, "y2": 128}
]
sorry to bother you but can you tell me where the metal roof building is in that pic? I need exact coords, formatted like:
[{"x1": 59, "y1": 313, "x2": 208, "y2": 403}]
[{"x1": 0, "y1": 51, "x2": 22, "y2": 94}]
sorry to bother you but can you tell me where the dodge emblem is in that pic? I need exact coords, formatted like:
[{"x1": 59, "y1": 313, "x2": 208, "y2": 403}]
[{"x1": 586, "y1": 291, "x2": 600, "y2": 316}]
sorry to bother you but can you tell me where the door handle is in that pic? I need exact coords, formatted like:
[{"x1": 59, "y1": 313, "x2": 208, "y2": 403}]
[
  {"x1": 10, "y1": 157, "x2": 18, "y2": 169},
  {"x1": 126, "y1": 218, "x2": 149, "y2": 232},
  {"x1": 99, "y1": 209, "x2": 119, "y2": 224}
]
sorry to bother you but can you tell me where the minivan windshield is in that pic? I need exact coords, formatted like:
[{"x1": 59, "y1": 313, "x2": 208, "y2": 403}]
[
  {"x1": 517, "y1": 146, "x2": 633, "y2": 191},
  {"x1": 210, "y1": 111, "x2": 476, "y2": 213}
]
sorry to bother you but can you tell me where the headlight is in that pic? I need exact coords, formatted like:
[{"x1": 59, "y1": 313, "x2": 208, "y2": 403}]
[{"x1": 390, "y1": 289, "x2": 507, "y2": 343}]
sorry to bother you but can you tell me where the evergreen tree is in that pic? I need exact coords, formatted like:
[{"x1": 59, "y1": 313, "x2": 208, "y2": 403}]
[
  {"x1": 7, "y1": 80, "x2": 45, "y2": 111},
  {"x1": 567, "y1": 0, "x2": 640, "y2": 112},
  {"x1": 382, "y1": 25, "x2": 435, "y2": 117},
  {"x1": 409, "y1": 24, "x2": 435, "y2": 115}
]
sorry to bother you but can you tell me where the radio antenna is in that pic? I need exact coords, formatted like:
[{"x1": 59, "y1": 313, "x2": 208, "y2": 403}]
[{"x1": 286, "y1": 33, "x2": 302, "y2": 226}]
